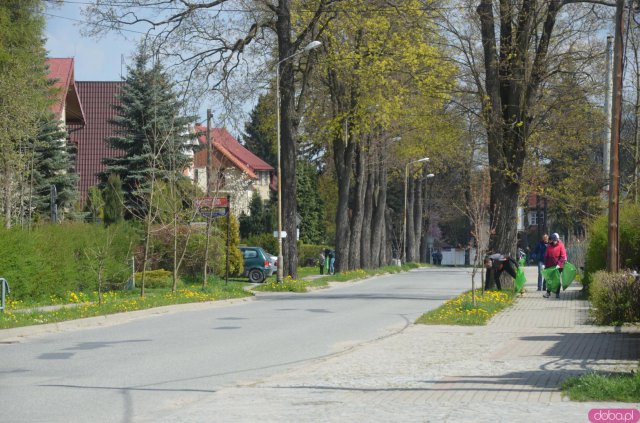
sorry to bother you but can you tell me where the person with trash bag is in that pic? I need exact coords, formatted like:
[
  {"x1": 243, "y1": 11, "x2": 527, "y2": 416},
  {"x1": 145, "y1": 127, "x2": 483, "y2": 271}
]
[
  {"x1": 532, "y1": 233, "x2": 549, "y2": 291},
  {"x1": 484, "y1": 253, "x2": 519, "y2": 291},
  {"x1": 543, "y1": 232, "x2": 567, "y2": 298}
]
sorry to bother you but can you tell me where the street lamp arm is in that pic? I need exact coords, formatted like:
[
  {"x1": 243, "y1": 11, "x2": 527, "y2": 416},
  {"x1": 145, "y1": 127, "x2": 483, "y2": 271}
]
[{"x1": 275, "y1": 41, "x2": 323, "y2": 68}]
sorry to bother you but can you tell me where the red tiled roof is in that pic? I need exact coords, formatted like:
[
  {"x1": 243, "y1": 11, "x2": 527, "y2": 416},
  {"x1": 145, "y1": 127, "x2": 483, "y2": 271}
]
[
  {"x1": 68, "y1": 81, "x2": 124, "y2": 206},
  {"x1": 46, "y1": 58, "x2": 85, "y2": 125},
  {"x1": 194, "y1": 126, "x2": 274, "y2": 179}
]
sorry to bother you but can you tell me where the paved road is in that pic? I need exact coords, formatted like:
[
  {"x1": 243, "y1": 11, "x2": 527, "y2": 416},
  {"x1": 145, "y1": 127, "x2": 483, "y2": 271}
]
[
  {"x1": 152, "y1": 266, "x2": 639, "y2": 423},
  {"x1": 0, "y1": 267, "x2": 471, "y2": 423}
]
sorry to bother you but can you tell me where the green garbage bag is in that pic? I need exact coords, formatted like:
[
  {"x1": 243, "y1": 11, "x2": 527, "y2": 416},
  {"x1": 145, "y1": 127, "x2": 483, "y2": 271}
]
[
  {"x1": 542, "y1": 267, "x2": 561, "y2": 292},
  {"x1": 514, "y1": 266, "x2": 526, "y2": 292},
  {"x1": 561, "y1": 262, "x2": 577, "y2": 290}
]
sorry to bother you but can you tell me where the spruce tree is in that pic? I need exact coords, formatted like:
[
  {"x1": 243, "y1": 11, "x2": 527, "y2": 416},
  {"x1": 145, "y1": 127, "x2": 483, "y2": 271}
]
[
  {"x1": 101, "y1": 45, "x2": 195, "y2": 218},
  {"x1": 28, "y1": 114, "x2": 79, "y2": 219},
  {"x1": 296, "y1": 161, "x2": 325, "y2": 244},
  {"x1": 239, "y1": 191, "x2": 265, "y2": 238},
  {"x1": 242, "y1": 92, "x2": 277, "y2": 167}
]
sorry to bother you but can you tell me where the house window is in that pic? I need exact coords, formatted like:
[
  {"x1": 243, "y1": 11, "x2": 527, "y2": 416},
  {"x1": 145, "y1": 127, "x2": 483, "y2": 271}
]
[
  {"x1": 258, "y1": 171, "x2": 269, "y2": 186},
  {"x1": 528, "y1": 211, "x2": 544, "y2": 226}
]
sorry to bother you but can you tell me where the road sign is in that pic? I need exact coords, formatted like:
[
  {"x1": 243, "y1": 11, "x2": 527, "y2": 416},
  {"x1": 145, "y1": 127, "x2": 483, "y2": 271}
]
[
  {"x1": 273, "y1": 231, "x2": 287, "y2": 238},
  {"x1": 194, "y1": 197, "x2": 228, "y2": 209},
  {"x1": 200, "y1": 208, "x2": 229, "y2": 218}
]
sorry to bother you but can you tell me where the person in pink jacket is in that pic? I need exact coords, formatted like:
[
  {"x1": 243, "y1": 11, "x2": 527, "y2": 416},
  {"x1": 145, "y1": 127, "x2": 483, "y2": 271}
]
[{"x1": 543, "y1": 232, "x2": 567, "y2": 298}]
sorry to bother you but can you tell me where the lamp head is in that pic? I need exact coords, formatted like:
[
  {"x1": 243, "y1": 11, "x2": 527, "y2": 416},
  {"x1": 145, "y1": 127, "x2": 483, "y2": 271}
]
[
  {"x1": 426, "y1": 173, "x2": 435, "y2": 178},
  {"x1": 418, "y1": 157, "x2": 429, "y2": 162},
  {"x1": 304, "y1": 40, "x2": 322, "y2": 52}
]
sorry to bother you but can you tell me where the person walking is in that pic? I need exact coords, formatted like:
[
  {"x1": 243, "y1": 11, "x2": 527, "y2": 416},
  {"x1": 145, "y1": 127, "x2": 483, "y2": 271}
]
[
  {"x1": 318, "y1": 250, "x2": 325, "y2": 275},
  {"x1": 328, "y1": 249, "x2": 335, "y2": 275},
  {"x1": 543, "y1": 232, "x2": 567, "y2": 299},
  {"x1": 533, "y1": 234, "x2": 549, "y2": 291}
]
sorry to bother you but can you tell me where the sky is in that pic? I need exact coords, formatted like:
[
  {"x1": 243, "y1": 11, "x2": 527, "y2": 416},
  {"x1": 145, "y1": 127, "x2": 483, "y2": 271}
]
[
  {"x1": 44, "y1": 1, "x2": 138, "y2": 82},
  {"x1": 44, "y1": 1, "x2": 257, "y2": 127}
]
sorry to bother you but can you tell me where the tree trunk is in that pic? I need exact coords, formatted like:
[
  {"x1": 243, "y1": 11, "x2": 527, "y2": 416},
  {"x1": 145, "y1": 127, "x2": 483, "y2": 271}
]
[
  {"x1": 410, "y1": 174, "x2": 423, "y2": 261},
  {"x1": 333, "y1": 131, "x2": 355, "y2": 273},
  {"x1": 276, "y1": 0, "x2": 298, "y2": 278},
  {"x1": 348, "y1": 143, "x2": 366, "y2": 270},
  {"x1": 477, "y1": 0, "x2": 561, "y2": 256},
  {"x1": 385, "y1": 208, "x2": 394, "y2": 263},
  {"x1": 371, "y1": 164, "x2": 387, "y2": 267},
  {"x1": 360, "y1": 167, "x2": 374, "y2": 269},
  {"x1": 420, "y1": 174, "x2": 431, "y2": 263}
]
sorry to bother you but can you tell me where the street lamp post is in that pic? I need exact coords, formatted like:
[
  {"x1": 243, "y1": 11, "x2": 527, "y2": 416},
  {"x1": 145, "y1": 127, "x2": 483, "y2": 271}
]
[
  {"x1": 276, "y1": 40, "x2": 322, "y2": 282},
  {"x1": 403, "y1": 157, "x2": 432, "y2": 263}
]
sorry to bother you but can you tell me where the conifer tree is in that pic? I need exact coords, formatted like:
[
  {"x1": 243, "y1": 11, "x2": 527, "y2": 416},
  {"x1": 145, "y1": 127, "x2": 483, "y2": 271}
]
[
  {"x1": 28, "y1": 114, "x2": 79, "y2": 219},
  {"x1": 239, "y1": 191, "x2": 266, "y2": 239},
  {"x1": 103, "y1": 174, "x2": 124, "y2": 226},
  {"x1": 101, "y1": 45, "x2": 195, "y2": 218},
  {"x1": 242, "y1": 92, "x2": 277, "y2": 167},
  {"x1": 296, "y1": 161, "x2": 325, "y2": 244}
]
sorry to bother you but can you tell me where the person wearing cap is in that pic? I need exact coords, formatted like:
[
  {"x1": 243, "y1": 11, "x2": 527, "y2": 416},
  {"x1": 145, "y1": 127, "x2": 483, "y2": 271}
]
[
  {"x1": 543, "y1": 232, "x2": 567, "y2": 298},
  {"x1": 532, "y1": 233, "x2": 549, "y2": 291}
]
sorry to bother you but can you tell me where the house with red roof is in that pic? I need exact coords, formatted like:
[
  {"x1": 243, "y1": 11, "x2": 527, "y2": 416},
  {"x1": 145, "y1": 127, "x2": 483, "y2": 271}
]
[
  {"x1": 47, "y1": 58, "x2": 272, "y2": 214},
  {"x1": 193, "y1": 126, "x2": 275, "y2": 216},
  {"x1": 46, "y1": 58, "x2": 85, "y2": 126},
  {"x1": 66, "y1": 81, "x2": 125, "y2": 205}
]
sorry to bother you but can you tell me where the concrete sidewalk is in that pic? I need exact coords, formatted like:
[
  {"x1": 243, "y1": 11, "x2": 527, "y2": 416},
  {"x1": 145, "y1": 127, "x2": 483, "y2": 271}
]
[{"x1": 155, "y1": 266, "x2": 640, "y2": 423}]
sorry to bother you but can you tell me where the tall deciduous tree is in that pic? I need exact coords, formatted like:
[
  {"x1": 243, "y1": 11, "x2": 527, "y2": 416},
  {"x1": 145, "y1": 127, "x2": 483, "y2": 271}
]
[
  {"x1": 101, "y1": 46, "x2": 195, "y2": 219},
  {"x1": 472, "y1": 0, "x2": 613, "y2": 255},
  {"x1": 0, "y1": 0, "x2": 50, "y2": 228},
  {"x1": 310, "y1": 0, "x2": 456, "y2": 271}
]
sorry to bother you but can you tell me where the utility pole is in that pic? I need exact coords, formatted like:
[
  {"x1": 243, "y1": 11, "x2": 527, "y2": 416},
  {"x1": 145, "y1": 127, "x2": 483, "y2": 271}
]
[
  {"x1": 607, "y1": 0, "x2": 625, "y2": 273},
  {"x1": 203, "y1": 109, "x2": 213, "y2": 286},
  {"x1": 206, "y1": 109, "x2": 212, "y2": 197},
  {"x1": 604, "y1": 35, "x2": 614, "y2": 191}
]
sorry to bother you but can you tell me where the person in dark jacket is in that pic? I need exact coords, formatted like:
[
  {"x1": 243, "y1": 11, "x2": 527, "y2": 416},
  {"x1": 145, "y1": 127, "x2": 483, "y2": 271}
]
[
  {"x1": 319, "y1": 250, "x2": 325, "y2": 275},
  {"x1": 532, "y1": 233, "x2": 549, "y2": 291},
  {"x1": 484, "y1": 253, "x2": 519, "y2": 290}
]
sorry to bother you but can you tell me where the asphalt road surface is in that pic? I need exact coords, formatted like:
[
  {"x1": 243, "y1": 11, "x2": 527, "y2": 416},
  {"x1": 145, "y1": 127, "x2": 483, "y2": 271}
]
[{"x1": 0, "y1": 267, "x2": 472, "y2": 423}]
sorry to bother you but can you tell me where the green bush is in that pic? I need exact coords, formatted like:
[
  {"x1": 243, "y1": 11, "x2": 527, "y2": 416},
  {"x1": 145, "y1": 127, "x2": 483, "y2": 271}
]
[
  {"x1": 584, "y1": 203, "x2": 640, "y2": 288},
  {"x1": 134, "y1": 269, "x2": 174, "y2": 289},
  {"x1": 243, "y1": 232, "x2": 278, "y2": 256},
  {"x1": 298, "y1": 243, "x2": 332, "y2": 267},
  {"x1": 147, "y1": 222, "x2": 242, "y2": 280},
  {"x1": 0, "y1": 222, "x2": 140, "y2": 301},
  {"x1": 590, "y1": 271, "x2": 640, "y2": 325}
]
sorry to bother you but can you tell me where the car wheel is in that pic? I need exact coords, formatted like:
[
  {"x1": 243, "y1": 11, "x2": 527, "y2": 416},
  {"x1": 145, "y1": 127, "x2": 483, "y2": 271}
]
[{"x1": 248, "y1": 269, "x2": 265, "y2": 283}]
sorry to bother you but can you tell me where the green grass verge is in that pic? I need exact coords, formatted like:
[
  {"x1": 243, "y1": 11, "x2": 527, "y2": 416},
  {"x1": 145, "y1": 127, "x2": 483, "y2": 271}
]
[
  {"x1": 0, "y1": 280, "x2": 251, "y2": 329},
  {"x1": 562, "y1": 370, "x2": 640, "y2": 402},
  {"x1": 253, "y1": 263, "x2": 424, "y2": 293},
  {"x1": 415, "y1": 289, "x2": 517, "y2": 325}
]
